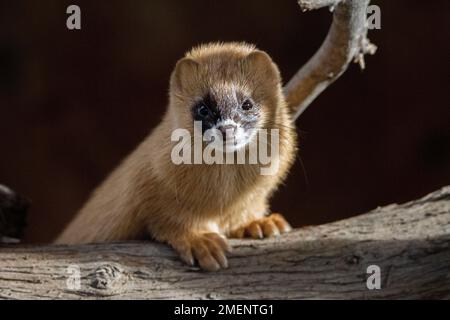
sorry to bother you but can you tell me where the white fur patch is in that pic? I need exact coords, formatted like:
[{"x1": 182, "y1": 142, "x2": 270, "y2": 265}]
[
  {"x1": 216, "y1": 119, "x2": 238, "y2": 127},
  {"x1": 213, "y1": 119, "x2": 255, "y2": 152}
]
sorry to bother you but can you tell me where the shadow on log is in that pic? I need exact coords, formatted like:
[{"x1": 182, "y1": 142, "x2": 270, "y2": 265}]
[{"x1": 0, "y1": 186, "x2": 449, "y2": 299}]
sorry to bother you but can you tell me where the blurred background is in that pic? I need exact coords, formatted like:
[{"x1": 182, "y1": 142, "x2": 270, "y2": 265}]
[{"x1": 0, "y1": 0, "x2": 449, "y2": 243}]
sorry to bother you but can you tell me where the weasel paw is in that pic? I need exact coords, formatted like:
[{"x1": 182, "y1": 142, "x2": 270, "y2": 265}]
[
  {"x1": 230, "y1": 213, "x2": 292, "y2": 239},
  {"x1": 172, "y1": 233, "x2": 231, "y2": 272}
]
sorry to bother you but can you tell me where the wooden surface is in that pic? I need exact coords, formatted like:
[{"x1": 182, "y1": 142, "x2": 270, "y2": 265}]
[{"x1": 0, "y1": 186, "x2": 449, "y2": 299}]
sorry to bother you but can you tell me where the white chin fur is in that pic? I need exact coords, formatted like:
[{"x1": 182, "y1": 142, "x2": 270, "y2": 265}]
[{"x1": 206, "y1": 121, "x2": 257, "y2": 153}]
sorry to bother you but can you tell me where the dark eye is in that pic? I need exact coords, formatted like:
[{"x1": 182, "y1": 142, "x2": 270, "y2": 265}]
[
  {"x1": 241, "y1": 99, "x2": 253, "y2": 111},
  {"x1": 197, "y1": 103, "x2": 209, "y2": 117}
]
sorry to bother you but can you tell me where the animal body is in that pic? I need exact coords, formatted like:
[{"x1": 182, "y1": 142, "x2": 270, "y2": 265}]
[{"x1": 56, "y1": 43, "x2": 297, "y2": 271}]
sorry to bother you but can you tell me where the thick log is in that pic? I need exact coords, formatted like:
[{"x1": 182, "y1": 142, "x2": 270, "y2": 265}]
[{"x1": 0, "y1": 186, "x2": 449, "y2": 299}]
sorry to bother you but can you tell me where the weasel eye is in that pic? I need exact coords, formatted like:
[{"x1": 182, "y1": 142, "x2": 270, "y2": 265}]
[
  {"x1": 197, "y1": 104, "x2": 209, "y2": 117},
  {"x1": 241, "y1": 100, "x2": 253, "y2": 111}
]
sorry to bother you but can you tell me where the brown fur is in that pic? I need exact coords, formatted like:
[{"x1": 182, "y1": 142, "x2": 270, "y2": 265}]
[{"x1": 55, "y1": 42, "x2": 297, "y2": 271}]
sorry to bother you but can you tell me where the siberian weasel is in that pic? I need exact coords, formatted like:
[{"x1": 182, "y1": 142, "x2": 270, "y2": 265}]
[{"x1": 55, "y1": 42, "x2": 297, "y2": 271}]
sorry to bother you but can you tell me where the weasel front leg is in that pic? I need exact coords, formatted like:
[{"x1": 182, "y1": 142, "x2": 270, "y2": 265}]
[
  {"x1": 170, "y1": 232, "x2": 231, "y2": 271},
  {"x1": 149, "y1": 221, "x2": 231, "y2": 272},
  {"x1": 230, "y1": 213, "x2": 292, "y2": 239}
]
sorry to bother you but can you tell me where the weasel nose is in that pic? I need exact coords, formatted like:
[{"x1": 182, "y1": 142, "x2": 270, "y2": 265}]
[{"x1": 217, "y1": 125, "x2": 236, "y2": 140}]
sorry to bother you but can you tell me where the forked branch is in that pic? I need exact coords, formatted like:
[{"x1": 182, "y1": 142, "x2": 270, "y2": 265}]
[{"x1": 284, "y1": 0, "x2": 377, "y2": 120}]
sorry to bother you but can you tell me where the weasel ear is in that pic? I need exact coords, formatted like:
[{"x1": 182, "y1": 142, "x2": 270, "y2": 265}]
[
  {"x1": 245, "y1": 50, "x2": 280, "y2": 84},
  {"x1": 171, "y1": 57, "x2": 199, "y2": 92}
]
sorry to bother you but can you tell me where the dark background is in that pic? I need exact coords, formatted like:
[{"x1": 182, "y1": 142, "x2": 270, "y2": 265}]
[{"x1": 0, "y1": 1, "x2": 448, "y2": 243}]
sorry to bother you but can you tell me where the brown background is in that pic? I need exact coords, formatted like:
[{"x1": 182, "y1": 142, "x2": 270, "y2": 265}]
[{"x1": 0, "y1": 0, "x2": 449, "y2": 243}]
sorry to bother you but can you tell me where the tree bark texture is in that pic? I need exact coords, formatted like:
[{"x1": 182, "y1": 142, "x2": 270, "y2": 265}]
[{"x1": 0, "y1": 186, "x2": 449, "y2": 299}]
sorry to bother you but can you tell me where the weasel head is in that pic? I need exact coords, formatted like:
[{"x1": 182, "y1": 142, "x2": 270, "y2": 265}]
[{"x1": 169, "y1": 42, "x2": 284, "y2": 152}]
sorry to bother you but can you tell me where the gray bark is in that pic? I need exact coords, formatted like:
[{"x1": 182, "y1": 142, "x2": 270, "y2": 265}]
[
  {"x1": 284, "y1": 0, "x2": 377, "y2": 119},
  {"x1": 0, "y1": 186, "x2": 449, "y2": 299}
]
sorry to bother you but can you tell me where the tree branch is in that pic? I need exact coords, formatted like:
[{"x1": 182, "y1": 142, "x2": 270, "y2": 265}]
[
  {"x1": 0, "y1": 186, "x2": 449, "y2": 299},
  {"x1": 284, "y1": 0, "x2": 377, "y2": 120}
]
